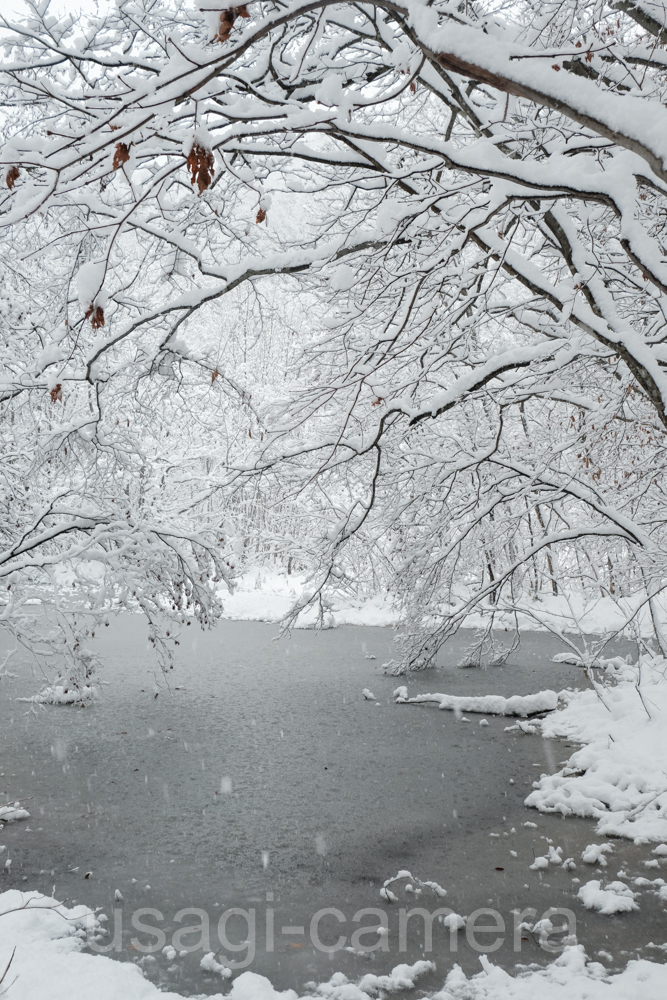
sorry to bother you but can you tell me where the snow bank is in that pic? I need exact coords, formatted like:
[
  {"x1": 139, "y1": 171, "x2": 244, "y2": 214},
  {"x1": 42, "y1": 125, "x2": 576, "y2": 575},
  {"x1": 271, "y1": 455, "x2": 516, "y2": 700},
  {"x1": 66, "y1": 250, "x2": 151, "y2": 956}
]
[
  {"x1": 222, "y1": 572, "x2": 663, "y2": 636},
  {"x1": 438, "y1": 945, "x2": 667, "y2": 998},
  {"x1": 0, "y1": 890, "x2": 192, "y2": 1000},
  {"x1": 452, "y1": 591, "x2": 667, "y2": 639},
  {"x1": 527, "y1": 658, "x2": 667, "y2": 841},
  {"x1": 396, "y1": 689, "x2": 559, "y2": 717},
  {"x1": 218, "y1": 569, "x2": 400, "y2": 627}
]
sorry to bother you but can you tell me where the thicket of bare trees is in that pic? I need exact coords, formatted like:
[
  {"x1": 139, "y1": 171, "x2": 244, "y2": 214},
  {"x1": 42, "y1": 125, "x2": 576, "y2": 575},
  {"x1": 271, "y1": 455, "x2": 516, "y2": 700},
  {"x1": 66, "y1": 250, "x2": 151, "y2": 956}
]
[{"x1": 3, "y1": 0, "x2": 667, "y2": 675}]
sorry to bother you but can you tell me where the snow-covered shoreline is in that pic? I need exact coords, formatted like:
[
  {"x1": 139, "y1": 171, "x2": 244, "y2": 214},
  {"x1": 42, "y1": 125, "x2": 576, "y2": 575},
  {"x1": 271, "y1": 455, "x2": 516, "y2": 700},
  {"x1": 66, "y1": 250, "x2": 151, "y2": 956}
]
[
  {"x1": 396, "y1": 654, "x2": 667, "y2": 845},
  {"x1": 216, "y1": 569, "x2": 667, "y2": 639},
  {"x1": 2, "y1": 889, "x2": 667, "y2": 999},
  {"x1": 525, "y1": 656, "x2": 667, "y2": 843},
  {"x1": 217, "y1": 569, "x2": 401, "y2": 628}
]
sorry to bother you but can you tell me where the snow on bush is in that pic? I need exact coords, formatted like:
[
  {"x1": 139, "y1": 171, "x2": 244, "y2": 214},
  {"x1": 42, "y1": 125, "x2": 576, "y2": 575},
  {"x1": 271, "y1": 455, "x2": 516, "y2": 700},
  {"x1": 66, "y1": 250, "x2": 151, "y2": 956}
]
[
  {"x1": 527, "y1": 658, "x2": 667, "y2": 841},
  {"x1": 16, "y1": 684, "x2": 96, "y2": 706},
  {"x1": 381, "y1": 870, "x2": 448, "y2": 901}
]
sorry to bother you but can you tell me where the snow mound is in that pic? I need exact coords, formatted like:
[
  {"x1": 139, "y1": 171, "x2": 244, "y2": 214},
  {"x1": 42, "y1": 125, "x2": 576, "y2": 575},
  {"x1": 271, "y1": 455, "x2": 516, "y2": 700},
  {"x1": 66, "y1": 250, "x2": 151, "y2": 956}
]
[
  {"x1": 552, "y1": 652, "x2": 583, "y2": 665},
  {"x1": 527, "y1": 658, "x2": 667, "y2": 842},
  {"x1": 577, "y1": 880, "x2": 638, "y2": 915},
  {"x1": 201, "y1": 951, "x2": 232, "y2": 977},
  {"x1": 0, "y1": 890, "x2": 183, "y2": 1000},
  {"x1": 225, "y1": 962, "x2": 433, "y2": 1000},
  {"x1": 440, "y1": 945, "x2": 667, "y2": 998},
  {"x1": 529, "y1": 856, "x2": 549, "y2": 871},
  {"x1": 0, "y1": 803, "x2": 30, "y2": 823},
  {"x1": 581, "y1": 843, "x2": 614, "y2": 866},
  {"x1": 397, "y1": 689, "x2": 559, "y2": 717},
  {"x1": 17, "y1": 684, "x2": 96, "y2": 706}
]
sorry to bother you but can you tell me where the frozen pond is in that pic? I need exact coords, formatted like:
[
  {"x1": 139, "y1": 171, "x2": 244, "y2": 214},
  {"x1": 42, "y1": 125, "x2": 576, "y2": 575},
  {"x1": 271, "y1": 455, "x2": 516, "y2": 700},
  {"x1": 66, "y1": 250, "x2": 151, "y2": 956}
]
[{"x1": 1, "y1": 619, "x2": 663, "y2": 994}]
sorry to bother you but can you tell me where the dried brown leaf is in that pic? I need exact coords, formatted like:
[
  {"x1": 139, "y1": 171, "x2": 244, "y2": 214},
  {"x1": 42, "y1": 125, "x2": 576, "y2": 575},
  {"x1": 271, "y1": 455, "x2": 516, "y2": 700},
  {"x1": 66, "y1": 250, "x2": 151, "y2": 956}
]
[
  {"x1": 255, "y1": 207, "x2": 266, "y2": 224},
  {"x1": 112, "y1": 142, "x2": 130, "y2": 170},
  {"x1": 85, "y1": 304, "x2": 105, "y2": 329},
  {"x1": 6, "y1": 166, "x2": 19, "y2": 190},
  {"x1": 50, "y1": 383, "x2": 63, "y2": 404},
  {"x1": 216, "y1": 9, "x2": 235, "y2": 41},
  {"x1": 213, "y1": 6, "x2": 249, "y2": 42},
  {"x1": 186, "y1": 142, "x2": 215, "y2": 194}
]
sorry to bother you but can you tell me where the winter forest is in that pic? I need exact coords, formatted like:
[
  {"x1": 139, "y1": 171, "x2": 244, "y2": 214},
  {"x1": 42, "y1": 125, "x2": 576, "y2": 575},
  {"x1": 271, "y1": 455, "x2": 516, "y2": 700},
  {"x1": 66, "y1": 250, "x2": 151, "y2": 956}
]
[{"x1": 4, "y1": 1, "x2": 667, "y2": 998}]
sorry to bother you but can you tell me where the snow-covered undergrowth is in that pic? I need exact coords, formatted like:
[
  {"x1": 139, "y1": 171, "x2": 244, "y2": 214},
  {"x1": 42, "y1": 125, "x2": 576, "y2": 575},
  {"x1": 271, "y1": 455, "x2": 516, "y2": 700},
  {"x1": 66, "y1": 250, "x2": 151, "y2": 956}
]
[
  {"x1": 3, "y1": 890, "x2": 667, "y2": 1000},
  {"x1": 526, "y1": 657, "x2": 667, "y2": 842},
  {"x1": 15, "y1": 684, "x2": 96, "y2": 706}
]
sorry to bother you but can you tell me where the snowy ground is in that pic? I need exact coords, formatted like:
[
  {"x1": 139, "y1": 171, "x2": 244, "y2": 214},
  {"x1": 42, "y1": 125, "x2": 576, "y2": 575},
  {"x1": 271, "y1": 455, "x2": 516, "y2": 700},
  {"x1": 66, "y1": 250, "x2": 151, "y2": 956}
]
[
  {"x1": 218, "y1": 568, "x2": 667, "y2": 642},
  {"x1": 218, "y1": 569, "x2": 401, "y2": 627},
  {"x1": 49, "y1": 562, "x2": 667, "y2": 637}
]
